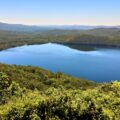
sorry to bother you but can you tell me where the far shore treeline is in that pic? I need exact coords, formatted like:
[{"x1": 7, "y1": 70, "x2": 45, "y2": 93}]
[{"x1": 1, "y1": 24, "x2": 120, "y2": 51}]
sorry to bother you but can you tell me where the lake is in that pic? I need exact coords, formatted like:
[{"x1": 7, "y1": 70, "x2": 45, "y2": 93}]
[{"x1": 0, "y1": 43, "x2": 120, "y2": 82}]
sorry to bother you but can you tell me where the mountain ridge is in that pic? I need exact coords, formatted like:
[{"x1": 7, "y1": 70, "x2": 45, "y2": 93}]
[{"x1": 0, "y1": 22, "x2": 120, "y2": 32}]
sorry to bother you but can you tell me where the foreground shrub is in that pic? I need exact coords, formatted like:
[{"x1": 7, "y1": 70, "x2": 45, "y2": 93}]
[{"x1": 0, "y1": 73, "x2": 120, "y2": 120}]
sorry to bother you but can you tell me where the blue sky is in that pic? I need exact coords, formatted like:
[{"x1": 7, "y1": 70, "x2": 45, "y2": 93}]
[{"x1": 0, "y1": 0, "x2": 120, "y2": 25}]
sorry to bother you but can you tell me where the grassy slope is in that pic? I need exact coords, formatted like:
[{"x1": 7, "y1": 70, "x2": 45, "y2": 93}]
[{"x1": 0, "y1": 63, "x2": 97, "y2": 91}]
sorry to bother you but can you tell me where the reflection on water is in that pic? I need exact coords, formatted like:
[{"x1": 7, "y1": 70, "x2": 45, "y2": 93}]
[{"x1": 66, "y1": 44, "x2": 95, "y2": 51}]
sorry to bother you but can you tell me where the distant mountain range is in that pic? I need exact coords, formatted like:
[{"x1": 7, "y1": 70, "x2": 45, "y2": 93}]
[{"x1": 0, "y1": 22, "x2": 120, "y2": 33}]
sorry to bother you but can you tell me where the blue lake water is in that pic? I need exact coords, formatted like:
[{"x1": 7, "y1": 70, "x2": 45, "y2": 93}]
[{"x1": 0, "y1": 43, "x2": 120, "y2": 82}]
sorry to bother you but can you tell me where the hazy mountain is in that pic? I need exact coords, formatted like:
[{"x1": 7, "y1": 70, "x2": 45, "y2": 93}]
[
  {"x1": 0, "y1": 22, "x2": 50, "y2": 33},
  {"x1": 0, "y1": 22, "x2": 120, "y2": 33}
]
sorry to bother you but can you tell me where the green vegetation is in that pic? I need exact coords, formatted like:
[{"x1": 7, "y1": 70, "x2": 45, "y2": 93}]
[{"x1": 0, "y1": 69, "x2": 120, "y2": 120}]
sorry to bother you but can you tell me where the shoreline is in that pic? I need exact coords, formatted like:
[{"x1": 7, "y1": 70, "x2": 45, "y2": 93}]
[{"x1": 0, "y1": 41, "x2": 120, "y2": 52}]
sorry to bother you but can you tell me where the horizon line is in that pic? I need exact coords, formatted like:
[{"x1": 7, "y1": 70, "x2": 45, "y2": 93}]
[{"x1": 0, "y1": 21, "x2": 120, "y2": 27}]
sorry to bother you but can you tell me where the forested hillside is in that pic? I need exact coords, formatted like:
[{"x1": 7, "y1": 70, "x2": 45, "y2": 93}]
[
  {"x1": 1, "y1": 26, "x2": 120, "y2": 51},
  {"x1": 0, "y1": 64, "x2": 120, "y2": 119}
]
